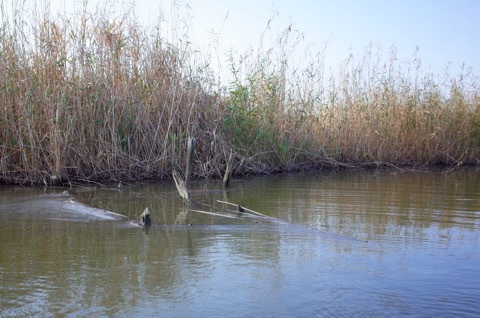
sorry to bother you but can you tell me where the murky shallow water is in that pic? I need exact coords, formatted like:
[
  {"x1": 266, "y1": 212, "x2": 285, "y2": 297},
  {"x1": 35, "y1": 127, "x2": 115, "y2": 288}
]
[{"x1": 1, "y1": 169, "x2": 479, "y2": 317}]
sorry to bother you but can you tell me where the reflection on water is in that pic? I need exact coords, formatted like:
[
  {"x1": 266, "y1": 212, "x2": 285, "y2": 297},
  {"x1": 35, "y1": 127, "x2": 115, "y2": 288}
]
[{"x1": 0, "y1": 168, "x2": 479, "y2": 317}]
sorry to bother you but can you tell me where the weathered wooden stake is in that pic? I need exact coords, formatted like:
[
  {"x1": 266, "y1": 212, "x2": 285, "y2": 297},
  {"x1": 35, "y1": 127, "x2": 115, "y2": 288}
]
[
  {"x1": 173, "y1": 137, "x2": 196, "y2": 205},
  {"x1": 222, "y1": 150, "x2": 234, "y2": 187},
  {"x1": 185, "y1": 137, "x2": 195, "y2": 185}
]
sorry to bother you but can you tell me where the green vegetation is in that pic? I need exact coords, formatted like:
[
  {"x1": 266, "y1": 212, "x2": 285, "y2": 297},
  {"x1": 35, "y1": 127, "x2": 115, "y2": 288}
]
[{"x1": 1, "y1": 3, "x2": 479, "y2": 185}]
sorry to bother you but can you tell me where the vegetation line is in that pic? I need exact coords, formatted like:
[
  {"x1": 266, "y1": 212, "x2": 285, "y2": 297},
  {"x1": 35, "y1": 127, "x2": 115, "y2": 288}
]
[{"x1": 0, "y1": 2, "x2": 479, "y2": 185}]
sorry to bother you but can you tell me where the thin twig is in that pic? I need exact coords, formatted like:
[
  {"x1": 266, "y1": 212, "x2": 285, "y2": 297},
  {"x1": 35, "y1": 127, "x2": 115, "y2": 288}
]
[
  {"x1": 189, "y1": 209, "x2": 243, "y2": 220},
  {"x1": 216, "y1": 200, "x2": 271, "y2": 218}
]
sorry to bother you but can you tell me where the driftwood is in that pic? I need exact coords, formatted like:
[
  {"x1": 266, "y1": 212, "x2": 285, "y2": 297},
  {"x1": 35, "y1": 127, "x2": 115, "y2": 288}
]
[
  {"x1": 189, "y1": 209, "x2": 243, "y2": 220},
  {"x1": 216, "y1": 200, "x2": 276, "y2": 219},
  {"x1": 189, "y1": 201, "x2": 367, "y2": 242},
  {"x1": 186, "y1": 200, "x2": 285, "y2": 224},
  {"x1": 173, "y1": 137, "x2": 196, "y2": 205},
  {"x1": 138, "y1": 207, "x2": 151, "y2": 226},
  {"x1": 173, "y1": 170, "x2": 192, "y2": 204}
]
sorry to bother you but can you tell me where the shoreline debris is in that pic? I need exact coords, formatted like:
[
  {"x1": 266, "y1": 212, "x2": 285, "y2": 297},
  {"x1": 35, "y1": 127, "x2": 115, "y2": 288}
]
[
  {"x1": 138, "y1": 207, "x2": 151, "y2": 226},
  {"x1": 173, "y1": 137, "x2": 196, "y2": 205}
]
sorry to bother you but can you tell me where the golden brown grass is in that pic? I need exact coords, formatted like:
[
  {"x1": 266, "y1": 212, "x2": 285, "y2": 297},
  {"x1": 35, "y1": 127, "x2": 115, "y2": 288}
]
[{"x1": 0, "y1": 2, "x2": 479, "y2": 185}]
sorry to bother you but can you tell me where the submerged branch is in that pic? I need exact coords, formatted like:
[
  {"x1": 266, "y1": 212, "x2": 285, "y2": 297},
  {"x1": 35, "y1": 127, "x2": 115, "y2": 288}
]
[{"x1": 173, "y1": 170, "x2": 193, "y2": 205}]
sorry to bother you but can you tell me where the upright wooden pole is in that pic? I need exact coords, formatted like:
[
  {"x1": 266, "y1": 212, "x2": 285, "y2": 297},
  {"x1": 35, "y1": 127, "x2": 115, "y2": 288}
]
[{"x1": 185, "y1": 137, "x2": 195, "y2": 185}]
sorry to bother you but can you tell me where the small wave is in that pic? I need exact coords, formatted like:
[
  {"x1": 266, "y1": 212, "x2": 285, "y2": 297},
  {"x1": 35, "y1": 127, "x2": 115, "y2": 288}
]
[{"x1": 1, "y1": 192, "x2": 126, "y2": 221}]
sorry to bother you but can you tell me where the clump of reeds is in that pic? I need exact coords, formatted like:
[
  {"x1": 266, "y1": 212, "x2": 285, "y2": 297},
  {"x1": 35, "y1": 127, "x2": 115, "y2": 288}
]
[
  {"x1": 319, "y1": 47, "x2": 480, "y2": 166},
  {"x1": 0, "y1": 1, "x2": 225, "y2": 184},
  {"x1": 222, "y1": 27, "x2": 480, "y2": 171},
  {"x1": 0, "y1": 1, "x2": 478, "y2": 185}
]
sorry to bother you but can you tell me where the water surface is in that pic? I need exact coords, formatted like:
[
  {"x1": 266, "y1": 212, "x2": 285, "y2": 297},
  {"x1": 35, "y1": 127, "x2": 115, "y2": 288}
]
[{"x1": 1, "y1": 169, "x2": 479, "y2": 317}]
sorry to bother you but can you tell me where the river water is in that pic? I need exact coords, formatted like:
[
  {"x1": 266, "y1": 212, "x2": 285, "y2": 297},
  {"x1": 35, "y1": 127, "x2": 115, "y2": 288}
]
[{"x1": 1, "y1": 169, "x2": 479, "y2": 317}]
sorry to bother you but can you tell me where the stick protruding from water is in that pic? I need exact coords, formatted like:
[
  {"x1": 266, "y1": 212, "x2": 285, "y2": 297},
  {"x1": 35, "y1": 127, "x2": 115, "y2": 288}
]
[
  {"x1": 138, "y1": 207, "x2": 151, "y2": 226},
  {"x1": 173, "y1": 137, "x2": 195, "y2": 205}
]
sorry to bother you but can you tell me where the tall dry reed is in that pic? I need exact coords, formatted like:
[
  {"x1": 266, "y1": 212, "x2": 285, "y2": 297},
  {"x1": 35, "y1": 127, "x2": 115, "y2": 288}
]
[
  {"x1": 0, "y1": 2, "x2": 478, "y2": 185},
  {"x1": 0, "y1": 2, "x2": 225, "y2": 184}
]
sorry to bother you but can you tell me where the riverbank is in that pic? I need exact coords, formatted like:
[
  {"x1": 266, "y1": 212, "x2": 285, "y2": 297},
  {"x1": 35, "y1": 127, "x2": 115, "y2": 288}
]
[{"x1": 1, "y1": 4, "x2": 479, "y2": 185}]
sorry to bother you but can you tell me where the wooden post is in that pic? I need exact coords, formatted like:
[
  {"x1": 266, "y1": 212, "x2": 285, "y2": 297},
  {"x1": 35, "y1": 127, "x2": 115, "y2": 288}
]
[
  {"x1": 223, "y1": 150, "x2": 234, "y2": 187},
  {"x1": 185, "y1": 137, "x2": 195, "y2": 185},
  {"x1": 173, "y1": 137, "x2": 195, "y2": 205}
]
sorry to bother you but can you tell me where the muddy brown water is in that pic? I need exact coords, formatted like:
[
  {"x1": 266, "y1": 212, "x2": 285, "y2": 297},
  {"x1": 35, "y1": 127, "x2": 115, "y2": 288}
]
[{"x1": 1, "y1": 168, "x2": 479, "y2": 317}]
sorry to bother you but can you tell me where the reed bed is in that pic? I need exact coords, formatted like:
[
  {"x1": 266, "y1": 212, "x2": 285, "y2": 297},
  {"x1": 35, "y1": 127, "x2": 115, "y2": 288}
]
[{"x1": 0, "y1": 2, "x2": 479, "y2": 185}]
